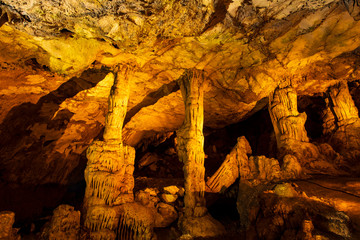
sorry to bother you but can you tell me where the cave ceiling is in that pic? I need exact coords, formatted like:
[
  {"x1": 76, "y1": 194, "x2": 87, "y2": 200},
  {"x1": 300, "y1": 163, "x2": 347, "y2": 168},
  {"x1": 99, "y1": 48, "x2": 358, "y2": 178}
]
[{"x1": 1, "y1": 0, "x2": 360, "y2": 184}]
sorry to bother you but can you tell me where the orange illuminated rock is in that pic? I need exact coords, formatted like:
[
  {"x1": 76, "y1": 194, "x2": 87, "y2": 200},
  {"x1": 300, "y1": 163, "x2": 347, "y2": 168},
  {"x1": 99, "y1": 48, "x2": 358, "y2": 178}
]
[
  {"x1": 268, "y1": 85, "x2": 344, "y2": 175},
  {"x1": 0, "y1": 211, "x2": 19, "y2": 240},
  {"x1": 84, "y1": 64, "x2": 141, "y2": 239},
  {"x1": 176, "y1": 69, "x2": 225, "y2": 237},
  {"x1": 269, "y1": 86, "x2": 309, "y2": 150},
  {"x1": 323, "y1": 82, "x2": 360, "y2": 172},
  {"x1": 206, "y1": 136, "x2": 252, "y2": 192},
  {"x1": 41, "y1": 205, "x2": 80, "y2": 240}
]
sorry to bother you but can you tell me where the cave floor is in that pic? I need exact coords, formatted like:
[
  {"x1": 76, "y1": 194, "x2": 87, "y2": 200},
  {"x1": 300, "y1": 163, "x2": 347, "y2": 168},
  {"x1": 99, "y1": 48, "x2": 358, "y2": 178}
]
[
  {"x1": 295, "y1": 177, "x2": 360, "y2": 238},
  {"x1": 1, "y1": 177, "x2": 360, "y2": 239}
]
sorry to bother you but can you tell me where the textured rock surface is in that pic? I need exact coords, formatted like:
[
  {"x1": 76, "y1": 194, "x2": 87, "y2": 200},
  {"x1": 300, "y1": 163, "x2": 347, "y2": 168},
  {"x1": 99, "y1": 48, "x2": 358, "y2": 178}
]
[
  {"x1": 1, "y1": 1, "x2": 360, "y2": 238},
  {"x1": 1, "y1": 0, "x2": 360, "y2": 185},
  {"x1": 323, "y1": 82, "x2": 360, "y2": 172},
  {"x1": 236, "y1": 179, "x2": 357, "y2": 239},
  {"x1": 0, "y1": 211, "x2": 19, "y2": 240},
  {"x1": 176, "y1": 69, "x2": 207, "y2": 219},
  {"x1": 84, "y1": 65, "x2": 138, "y2": 239},
  {"x1": 41, "y1": 205, "x2": 80, "y2": 240},
  {"x1": 206, "y1": 136, "x2": 252, "y2": 192}
]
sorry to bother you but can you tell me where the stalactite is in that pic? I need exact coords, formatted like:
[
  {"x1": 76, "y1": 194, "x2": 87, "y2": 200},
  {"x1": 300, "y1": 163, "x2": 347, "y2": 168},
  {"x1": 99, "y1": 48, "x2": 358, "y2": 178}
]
[
  {"x1": 103, "y1": 64, "x2": 136, "y2": 141},
  {"x1": 116, "y1": 203, "x2": 154, "y2": 240}
]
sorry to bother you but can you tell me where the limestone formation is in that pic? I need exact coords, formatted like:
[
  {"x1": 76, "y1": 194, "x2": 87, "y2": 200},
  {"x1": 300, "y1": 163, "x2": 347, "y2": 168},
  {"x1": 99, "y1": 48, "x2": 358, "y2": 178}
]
[
  {"x1": 0, "y1": 4, "x2": 27, "y2": 28},
  {"x1": 268, "y1": 86, "x2": 309, "y2": 152},
  {"x1": 322, "y1": 82, "x2": 360, "y2": 171},
  {"x1": 206, "y1": 136, "x2": 252, "y2": 193},
  {"x1": 176, "y1": 69, "x2": 207, "y2": 219},
  {"x1": 268, "y1": 85, "x2": 344, "y2": 175},
  {"x1": 176, "y1": 69, "x2": 225, "y2": 237},
  {"x1": 344, "y1": 0, "x2": 360, "y2": 20},
  {"x1": 323, "y1": 82, "x2": 359, "y2": 131},
  {"x1": 281, "y1": 154, "x2": 303, "y2": 179},
  {"x1": 248, "y1": 155, "x2": 281, "y2": 182},
  {"x1": 41, "y1": 205, "x2": 80, "y2": 240},
  {"x1": 0, "y1": 211, "x2": 19, "y2": 240},
  {"x1": 84, "y1": 64, "x2": 142, "y2": 239},
  {"x1": 154, "y1": 203, "x2": 178, "y2": 228}
]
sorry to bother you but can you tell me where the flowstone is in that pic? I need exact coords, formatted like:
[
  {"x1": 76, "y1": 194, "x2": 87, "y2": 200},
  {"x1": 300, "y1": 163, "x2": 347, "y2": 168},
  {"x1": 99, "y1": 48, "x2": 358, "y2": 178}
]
[{"x1": 176, "y1": 69, "x2": 225, "y2": 237}]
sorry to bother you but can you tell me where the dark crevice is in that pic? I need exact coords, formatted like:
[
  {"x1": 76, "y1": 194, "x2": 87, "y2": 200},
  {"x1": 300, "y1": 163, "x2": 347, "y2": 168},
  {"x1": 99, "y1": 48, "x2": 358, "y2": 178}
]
[
  {"x1": 202, "y1": 0, "x2": 233, "y2": 33},
  {"x1": 298, "y1": 94, "x2": 327, "y2": 140},
  {"x1": 0, "y1": 10, "x2": 8, "y2": 27},
  {"x1": 124, "y1": 81, "x2": 180, "y2": 125}
]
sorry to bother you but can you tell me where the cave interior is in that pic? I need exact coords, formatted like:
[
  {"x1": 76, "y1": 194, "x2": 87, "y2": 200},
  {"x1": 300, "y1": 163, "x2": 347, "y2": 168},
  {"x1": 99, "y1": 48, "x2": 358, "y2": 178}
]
[{"x1": 1, "y1": 0, "x2": 360, "y2": 239}]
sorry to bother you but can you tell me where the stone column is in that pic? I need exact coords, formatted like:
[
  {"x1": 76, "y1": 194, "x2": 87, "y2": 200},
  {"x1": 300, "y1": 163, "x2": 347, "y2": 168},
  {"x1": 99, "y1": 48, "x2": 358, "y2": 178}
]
[
  {"x1": 268, "y1": 85, "x2": 343, "y2": 175},
  {"x1": 268, "y1": 86, "x2": 309, "y2": 153},
  {"x1": 323, "y1": 82, "x2": 359, "y2": 134},
  {"x1": 176, "y1": 69, "x2": 207, "y2": 218},
  {"x1": 83, "y1": 64, "x2": 137, "y2": 240},
  {"x1": 322, "y1": 82, "x2": 360, "y2": 168},
  {"x1": 176, "y1": 69, "x2": 224, "y2": 237}
]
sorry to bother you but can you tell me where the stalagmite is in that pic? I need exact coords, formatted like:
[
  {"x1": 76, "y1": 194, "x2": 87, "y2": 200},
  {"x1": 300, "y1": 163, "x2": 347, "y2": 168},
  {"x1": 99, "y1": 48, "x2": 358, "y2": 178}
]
[
  {"x1": 323, "y1": 82, "x2": 359, "y2": 134},
  {"x1": 84, "y1": 64, "x2": 138, "y2": 239},
  {"x1": 269, "y1": 85, "x2": 344, "y2": 175},
  {"x1": 176, "y1": 69, "x2": 225, "y2": 237},
  {"x1": 269, "y1": 86, "x2": 309, "y2": 151},
  {"x1": 322, "y1": 82, "x2": 360, "y2": 170}
]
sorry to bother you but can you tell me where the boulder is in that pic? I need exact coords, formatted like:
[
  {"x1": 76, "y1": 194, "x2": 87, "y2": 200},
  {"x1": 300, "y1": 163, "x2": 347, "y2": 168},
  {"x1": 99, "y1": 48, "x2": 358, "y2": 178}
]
[
  {"x1": 161, "y1": 193, "x2": 178, "y2": 203},
  {"x1": 154, "y1": 203, "x2": 178, "y2": 228},
  {"x1": 0, "y1": 211, "x2": 20, "y2": 240},
  {"x1": 163, "y1": 185, "x2": 180, "y2": 195},
  {"x1": 41, "y1": 205, "x2": 80, "y2": 240}
]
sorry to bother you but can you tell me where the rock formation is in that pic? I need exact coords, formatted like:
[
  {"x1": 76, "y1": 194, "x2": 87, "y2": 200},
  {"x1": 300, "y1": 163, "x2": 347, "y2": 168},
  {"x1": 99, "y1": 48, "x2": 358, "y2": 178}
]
[
  {"x1": 206, "y1": 136, "x2": 252, "y2": 193},
  {"x1": 176, "y1": 69, "x2": 225, "y2": 237},
  {"x1": 1, "y1": 0, "x2": 360, "y2": 239},
  {"x1": 0, "y1": 211, "x2": 19, "y2": 240},
  {"x1": 268, "y1": 85, "x2": 344, "y2": 175},
  {"x1": 41, "y1": 205, "x2": 80, "y2": 240},
  {"x1": 84, "y1": 64, "x2": 145, "y2": 239},
  {"x1": 268, "y1": 85, "x2": 309, "y2": 155},
  {"x1": 323, "y1": 81, "x2": 360, "y2": 172}
]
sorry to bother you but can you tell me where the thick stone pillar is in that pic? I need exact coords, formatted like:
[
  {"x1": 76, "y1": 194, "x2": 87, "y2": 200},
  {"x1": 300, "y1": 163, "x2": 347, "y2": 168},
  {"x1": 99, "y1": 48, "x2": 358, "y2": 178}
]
[
  {"x1": 323, "y1": 82, "x2": 359, "y2": 134},
  {"x1": 268, "y1": 85, "x2": 345, "y2": 175},
  {"x1": 322, "y1": 82, "x2": 360, "y2": 169},
  {"x1": 84, "y1": 64, "x2": 137, "y2": 240},
  {"x1": 268, "y1": 86, "x2": 309, "y2": 152},
  {"x1": 176, "y1": 69, "x2": 206, "y2": 218},
  {"x1": 176, "y1": 69, "x2": 224, "y2": 237}
]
